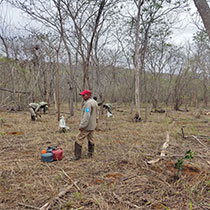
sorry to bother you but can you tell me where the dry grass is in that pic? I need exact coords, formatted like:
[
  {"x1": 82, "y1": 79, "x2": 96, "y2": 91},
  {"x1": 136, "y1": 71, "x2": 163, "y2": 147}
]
[{"x1": 0, "y1": 104, "x2": 210, "y2": 210}]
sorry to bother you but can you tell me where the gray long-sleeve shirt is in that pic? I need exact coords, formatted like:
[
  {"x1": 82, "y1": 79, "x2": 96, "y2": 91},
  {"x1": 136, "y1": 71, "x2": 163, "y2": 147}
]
[
  {"x1": 79, "y1": 98, "x2": 98, "y2": 131},
  {"x1": 29, "y1": 103, "x2": 41, "y2": 113}
]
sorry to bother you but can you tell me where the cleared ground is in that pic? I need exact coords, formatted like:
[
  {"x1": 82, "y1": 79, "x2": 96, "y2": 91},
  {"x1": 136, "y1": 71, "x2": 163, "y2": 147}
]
[{"x1": 0, "y1": 104, "x2": 210, "y2": 210}]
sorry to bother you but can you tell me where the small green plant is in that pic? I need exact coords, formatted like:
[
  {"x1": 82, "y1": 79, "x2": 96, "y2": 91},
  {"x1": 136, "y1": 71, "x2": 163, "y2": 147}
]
[
  {"x1": 190, "y1": 125, "x2": 197, "y2": 135},
  {"x1": 174, "y1": 159, "x2": 184, "y2": 172},
  {"x1": 95, "y1": 198, "x2": 101, "y2": 206},
  {"x1": 161, "y1": 204, "x2": 171, "y2": 210},
  {"x1": 111, "y1": 183, "x2": 116, "y2": 192},
  {"x1": 0, "y1": 131, "x2": 6, "y2": 136},
  {"x1": 205, "y1": 179, "x2": 210, "y2": 186},
  {"x1": 106, "y1": 138, "x2": 111, "y2": 143},
  {"x1": 74, "y1": 191, "x2": 82, "y2": 200},
  {"x1": 0, "y1": 117, "x2": 5, "y2": 123},
  {"x1": 189, "y1": 202, "x2": 193, "y2": 210},
  {"x1": 102, "y1": 182, "x2": 108, "y2": 192},
  {"x1": 174, "y1": 150, "x2": 194, "y2": 174},
  {"x1": 185, "y1": 150, "x2": 194, "y2": 160}
]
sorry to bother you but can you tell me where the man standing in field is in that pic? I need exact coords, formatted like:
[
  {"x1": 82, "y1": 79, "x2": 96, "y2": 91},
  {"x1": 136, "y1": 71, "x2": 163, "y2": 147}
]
[{"x1": 72, "y1": 90, "x2": 98, "y2": 160}]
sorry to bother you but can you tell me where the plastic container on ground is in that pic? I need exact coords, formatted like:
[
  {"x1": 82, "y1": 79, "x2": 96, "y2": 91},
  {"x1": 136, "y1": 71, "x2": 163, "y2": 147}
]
[{"x1": 41, "y1": 152, "x2": 54, "y2": 162}]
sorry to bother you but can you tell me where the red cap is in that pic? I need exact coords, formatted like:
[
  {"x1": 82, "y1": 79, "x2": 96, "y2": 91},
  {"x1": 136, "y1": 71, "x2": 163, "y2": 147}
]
[{"x1": 79, "y1": 89, "x2": 92, "y2": 96}]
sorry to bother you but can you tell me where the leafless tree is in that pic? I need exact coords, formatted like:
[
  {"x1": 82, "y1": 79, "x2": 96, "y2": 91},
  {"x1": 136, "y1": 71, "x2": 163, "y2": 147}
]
[{"x1": 133, "y1": 0, "x2": 144, "y2": 118}]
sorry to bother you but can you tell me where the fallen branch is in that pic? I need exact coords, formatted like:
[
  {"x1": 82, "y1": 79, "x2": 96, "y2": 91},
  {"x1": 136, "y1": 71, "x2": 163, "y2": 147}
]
[
  {"x1": 62, "y1": 169, "x2": 81, "y2": 191},
  {"x1": 40, "y1": 182, "x2": 77, "y2": 210},
  {"x1": 121, "y1": 175, "x2": 139, "y2": 182},
  {"x1": 143, "y1": 153, "x2": 209, "y2": 158},
  {"x1": 180, "y1": 131, "x2": 210, "y2": 140},
  {"x1": 70, "y1": 207, "x2": 84, "y2": 210},
  {"x1": 113, "y1": 192, "x2": 142, "y2": 209},
  {"x1": 147, "y1": 132, "x2": 170, "y2": 164},
  {"x1": 18, "y1": 202, "x2": 39, "y2": 210},
  {"x1": 60, "y1": 111, "x2": 70, "y2": 114},
  {"x1": 145, "y1": 153, "x2": 210, "y2": 166},
  {"x1": 147, "y1": 158, "x2": 161, "y2": 164},
  {"x1": 116, "y1": 109, "x2": 123, "y2": 112},
  {"x1": 0, "y1": 87, "x2": 30, "y2": 94},
  {"x1": 0, "y1": 100, "x2": 14, "y2": 108},
  {"x1": 195, "y1": 135, "x2": 210, "y2": 139},
  {"x1": 191, "y1": 135, "x2": 208, "y2": 148},
  {"x1": 0, "y1": 95, "x2": 10, "y2": 106}
]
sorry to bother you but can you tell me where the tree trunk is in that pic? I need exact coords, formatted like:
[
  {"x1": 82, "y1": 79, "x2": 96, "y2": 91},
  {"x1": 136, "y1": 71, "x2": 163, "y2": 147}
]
[
  {"x1": 193, "y1": 0, "x2": 210, "y2": 38},
  {"x1": 56, "y1": 50, "x2": 60, "y2": 121},
  {"x1": 57, "y1": 1, "x2": 74, "y2": 116},
  {"x1": 83, "y1": 0, "x2": 106, "y2": 90},
  {"x1": 11, "y1": 65, "x2": 17, "y2": 111},
  {"x1": 134, "y1": 0, "x2": 143, "y2": 117},
  {"x1": 69, "y1": 83, "x2": 74, "y2": 116},
  {"x1": 0, "y1": 35, "x2": 9, "y2": 58}
]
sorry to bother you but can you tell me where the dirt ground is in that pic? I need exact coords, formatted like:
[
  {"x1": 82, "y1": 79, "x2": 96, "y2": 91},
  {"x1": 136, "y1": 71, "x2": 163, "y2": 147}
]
[{"x1": 0, "y1": 104, "x2": 210, "y2": 210}]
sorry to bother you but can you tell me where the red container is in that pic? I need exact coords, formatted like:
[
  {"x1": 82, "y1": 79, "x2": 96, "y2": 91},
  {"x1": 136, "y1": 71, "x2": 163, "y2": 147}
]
[{"x1": 52, "y1": 148, "x2": 63, "y2": 161}]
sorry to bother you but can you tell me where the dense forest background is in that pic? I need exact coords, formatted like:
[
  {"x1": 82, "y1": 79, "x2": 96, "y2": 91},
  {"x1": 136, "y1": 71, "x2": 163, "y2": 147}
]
[{"x1": 0, "y1": 0, "x2": 210, "y2": 116}]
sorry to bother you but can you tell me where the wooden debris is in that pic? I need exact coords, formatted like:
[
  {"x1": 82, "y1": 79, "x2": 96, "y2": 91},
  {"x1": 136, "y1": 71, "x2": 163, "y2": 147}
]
[
  {"x1": 180, "y1": 128, "x2": 210, "y2": 141},
  {"x1": 116, "y1": 109, "x2": 123, "y2": 112},
  {"x1": 134, "y1": 112, "x2": 141, "y2": 122},
  {"x1": 195, "y1": 135, "x2": 210, "y2": 139},
  {"x1": 160, "y1": 131, "x2": 170, "y2": 157},
  {"x1": 40, "y1": 202, "x2": 50, "y2": 210},
  {"x1": 181, "y1": 127, "x2": 185, "y2": 139},
  {"x1": 147, "y1": 158, "x2": 160, "y2": 164},
  {"x1": 113, "y1": 192, "x2": 142, "y2": 209},
  {"x1": 193, "y1": 112, "x2": 200, "y2": 119},
  {"x1": 18, "y1": 203, "x2": 39, "y2": 210},
  {"x1": 147, "y1": 132, "x2": 170, "y2": 164},
  {"x1": 62, "y1": 169, "x2": 81, "y2": 191},
  {"x1": 0, "y1": 87, "x2": 30, "y2": 94},
  {"x1": 144, "y1": 153, "x2": 209, "y2": 158},
  {"x1": 151, "y1": 109, "x2": 165, "y2": 113},
  {"x1": 40, "y1": 181, "x2": 78, "y2": 210},
  {"x1": 191, "y1": 135, "x2": 208, "y2": 148}
]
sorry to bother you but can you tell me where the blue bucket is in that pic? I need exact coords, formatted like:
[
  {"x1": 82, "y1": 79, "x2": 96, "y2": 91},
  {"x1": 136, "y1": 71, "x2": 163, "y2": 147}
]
[{"x1": 41, "y1": 152, "x2": 53, "y2": 162}]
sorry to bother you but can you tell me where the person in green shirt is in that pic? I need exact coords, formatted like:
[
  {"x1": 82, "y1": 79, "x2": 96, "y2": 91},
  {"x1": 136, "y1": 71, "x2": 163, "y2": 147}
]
[{"x1": 72, "y1": 90, "x2": 98, "y2": 160}]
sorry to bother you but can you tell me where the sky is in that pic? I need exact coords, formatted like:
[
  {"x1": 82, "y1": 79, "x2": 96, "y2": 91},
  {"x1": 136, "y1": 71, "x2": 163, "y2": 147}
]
[
  {"x1": 0, "y1": 1, "x2": 199, "y2": 45},
  {"x1": 170, "y1": 1, "x2": 198, "y2": 45}
]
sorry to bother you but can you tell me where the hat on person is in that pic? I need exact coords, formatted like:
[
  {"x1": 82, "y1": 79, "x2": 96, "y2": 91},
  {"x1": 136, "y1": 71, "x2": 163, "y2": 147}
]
[
  {"x1": 79, "y1": 89, "x2": 92, "y2": 96},
  {"x1": 39, "y1": 101, "x2": 48, "y2": 106}
]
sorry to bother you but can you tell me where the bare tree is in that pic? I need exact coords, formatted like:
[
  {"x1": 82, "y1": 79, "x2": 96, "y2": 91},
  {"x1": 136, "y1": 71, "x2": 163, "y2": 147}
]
[
  {"x1": 192, "y1": 31, "x2": 210, "y2": 107},
  {"x1": 62, "y1": 0, "x2": 114, "y2": 90},
  {"x1": 7, "y1": 0, "x2": 77, "y2": 115},
  {"x1": 133, "y1": 0, "x2": 144, "y2": 118},
  {"x1": 121, "y1": 0, "x2": 187, "y2": 118}
]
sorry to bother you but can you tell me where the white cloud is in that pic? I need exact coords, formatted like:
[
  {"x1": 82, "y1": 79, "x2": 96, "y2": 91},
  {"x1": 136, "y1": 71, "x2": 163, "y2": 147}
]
[{"x1": 171, "y1": 2, "x2": 198, "y2": 45}]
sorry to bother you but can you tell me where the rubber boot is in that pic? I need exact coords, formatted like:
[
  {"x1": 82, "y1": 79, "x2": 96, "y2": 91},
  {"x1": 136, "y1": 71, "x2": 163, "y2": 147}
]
[
  {"x1": 31, "y1": 115, "x2": 36, "y2": 121},
  {"x1": 72, "y1": 142, "x2": 82, "y2": 160},
  {"x1": 88, "y1": 141, "x2": 94, "y2": 157}
]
